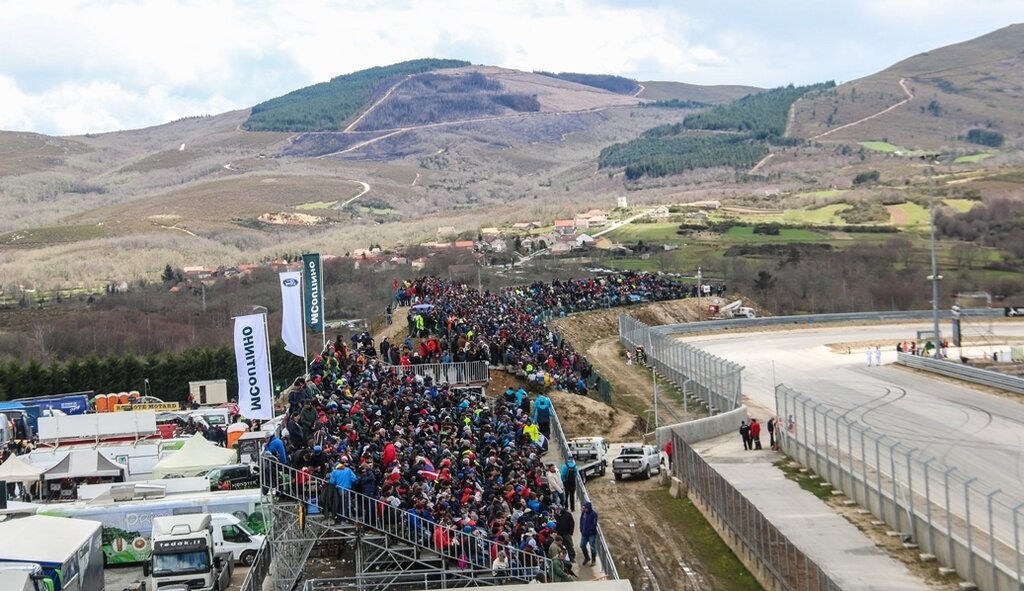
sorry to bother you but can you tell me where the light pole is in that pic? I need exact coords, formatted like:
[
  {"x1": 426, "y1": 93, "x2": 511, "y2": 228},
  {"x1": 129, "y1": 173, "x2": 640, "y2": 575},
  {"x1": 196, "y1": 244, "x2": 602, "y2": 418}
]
[
  {"x1": 696, "y1": 266, "x2": 703, "y2": 322},
  {"x1": 927, "y1": 164, "x2": 942, "y2": 357}
]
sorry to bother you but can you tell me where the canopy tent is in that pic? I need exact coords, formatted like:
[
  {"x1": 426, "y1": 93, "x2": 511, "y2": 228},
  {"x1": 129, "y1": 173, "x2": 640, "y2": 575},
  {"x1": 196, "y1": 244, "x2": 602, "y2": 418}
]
[
  {"x1": 41, "y1": 449, "x2": 126, "y2": 481},
  {"x1": 151, "y1": 433, "x2": 235, "y2": 478},
  {"x1": 0, "y1": 453, "x2": 44, "y2": 484}
]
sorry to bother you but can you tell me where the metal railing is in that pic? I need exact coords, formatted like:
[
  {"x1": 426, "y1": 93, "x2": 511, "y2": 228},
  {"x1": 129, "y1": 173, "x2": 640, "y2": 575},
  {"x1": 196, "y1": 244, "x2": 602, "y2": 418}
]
[
  {"x1": 897, "y1": 353, "x2": 1024, "y2": 394},
  {"x1": 777, "y1": 385, "x2": 1024, "y2": 591},
  {"x1": 239, "y1": 537, "x2": 272, "y2": 591},
  {"x1": 260, "y1": 456, "x2": 549, "y2": 585},
  {"x1": 382, "y1": 361, "x2": 490, "y2": 386},
  {"x1": 549, "y1": 404, "x2": 619, "y2": 580},
  {"x1": 303, "y1": 568, "x2": 510, "y2": 590},
  {"x1": 671, "y1": 430, "x2": 842, "y2": 591},
  {"x1": 620, "y1": 314, "x2": 743, "y2": 413},
  {"x1": 650, "y1": 308, "x2": 1003, "y2": 336}
]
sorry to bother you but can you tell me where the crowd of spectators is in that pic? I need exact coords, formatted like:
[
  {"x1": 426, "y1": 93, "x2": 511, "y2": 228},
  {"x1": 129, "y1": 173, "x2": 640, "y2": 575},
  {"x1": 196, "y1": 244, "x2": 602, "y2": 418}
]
[{"x1": 264, "y1": 272, "x2": 691, "y2": 580}]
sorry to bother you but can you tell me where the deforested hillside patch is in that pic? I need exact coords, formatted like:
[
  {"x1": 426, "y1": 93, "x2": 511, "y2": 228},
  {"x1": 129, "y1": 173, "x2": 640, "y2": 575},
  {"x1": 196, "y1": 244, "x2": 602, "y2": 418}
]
[
  {"x1": 242, "y1": 58, "x2": 470, "y2": 132},
  {"x1": 355, "y1": 72, "x2": 540, "y2": 130},
  {"x1": 535, "y1": 71, "x2": 640, "y2": 95}
]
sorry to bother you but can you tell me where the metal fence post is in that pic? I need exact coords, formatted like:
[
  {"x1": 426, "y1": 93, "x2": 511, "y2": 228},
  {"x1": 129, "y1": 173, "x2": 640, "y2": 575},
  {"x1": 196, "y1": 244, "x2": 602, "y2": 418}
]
[
  {"x1": 875, "y1": 435, "x2": 886, "y2": 522},
  {"x1": 944, "y1": 467, "x2": 956, "y2": 569},
  {"x1": 904, "y1": 447, "x2": 918, "y2": 542},
  {"x1": 888, "y1": 440, "x2": 901, "y2": 532},
  {"x1": 964, "y1": 477, "x2": 978, "y2": 583},
  {"x1": 923, "y1": 458, "x2": 935, "y2": 555},
  {"x1": 822, "y1": 409, "x2": 832, "y2": 486},
  {"x1": 986, "y1": 488, "x2": 1001, "y2": 590},
  {"x1": 859, "y1": 426, "x2": 870, "y2": 508},
  {"x1": 810, "y1": 401, "x2": 821, "y2": 475},
  {"x1": 1013, "y1": 501, "x2": 1024, "y2": 591}
]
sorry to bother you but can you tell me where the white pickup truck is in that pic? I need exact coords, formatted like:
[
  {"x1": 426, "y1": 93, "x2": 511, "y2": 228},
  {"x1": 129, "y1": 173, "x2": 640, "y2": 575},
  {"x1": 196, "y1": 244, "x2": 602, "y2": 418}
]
[{"x1": 612, "y1": 443, "x2": 662, "y2": 481}]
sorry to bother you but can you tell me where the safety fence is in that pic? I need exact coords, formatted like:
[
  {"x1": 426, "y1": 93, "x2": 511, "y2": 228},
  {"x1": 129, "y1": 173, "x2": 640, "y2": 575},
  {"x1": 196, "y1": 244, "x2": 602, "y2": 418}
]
[
  {"x1": 897, "y1": 353, "x2": 1024, "y2": 395},
  {"x1": 650, "y1": 308, "x2": 1003, "y2": 336},
  {"x1": 381, "y1": 361, "x2": 490, "y2": 386},
  {"x1": 239, "y1": 537, "x2": 272, "y2": 591},
  {"x1": 620, "y1": 314, "x2": 743, "y2": 414},
  {"x1": 550, "y1": 403, "x2": 619, "y2": 580},
  {"x1": 777, "y1": 385, "x2": 1024, "y2": 591},
  {"x1": 585, "y1": 372, "x2": 614, "y2": 405},
  {"x1": 260, "y1": 456, "x2": 549, "y2": 588},
  {"x1": 670, "y1": 431, "x2": 842, "y2": 591}
]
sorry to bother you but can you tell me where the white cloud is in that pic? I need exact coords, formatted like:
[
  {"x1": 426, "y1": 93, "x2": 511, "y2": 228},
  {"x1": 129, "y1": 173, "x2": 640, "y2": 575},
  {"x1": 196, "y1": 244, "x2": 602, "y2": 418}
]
[{"x1": 1, "y1": 0, "x2": 1022, "y2": 135}]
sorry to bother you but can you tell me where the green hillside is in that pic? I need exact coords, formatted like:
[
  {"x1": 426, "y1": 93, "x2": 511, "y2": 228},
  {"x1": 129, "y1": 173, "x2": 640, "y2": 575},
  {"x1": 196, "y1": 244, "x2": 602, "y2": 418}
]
[
  {"x1": 599, "y1": 82, "x2": 834, "y2": 179},
  {"x1": 243, "y1": 58, "x2": 470, "y2": 132}
]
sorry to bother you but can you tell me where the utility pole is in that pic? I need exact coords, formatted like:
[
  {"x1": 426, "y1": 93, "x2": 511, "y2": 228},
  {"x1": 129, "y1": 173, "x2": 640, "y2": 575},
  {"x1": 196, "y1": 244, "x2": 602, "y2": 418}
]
[
  {"x1": 696, "y1": 266, "x2": 703, "y2": 322},
  {"x1": 927, "y1": 164, "x2": 942, "y2": 357}
]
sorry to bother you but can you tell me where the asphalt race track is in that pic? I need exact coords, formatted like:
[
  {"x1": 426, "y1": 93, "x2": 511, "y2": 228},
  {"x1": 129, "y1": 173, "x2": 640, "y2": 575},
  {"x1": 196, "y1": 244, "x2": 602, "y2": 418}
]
[{"x1": 677, "y1": 321, "x2": 1024, "y2": 572}]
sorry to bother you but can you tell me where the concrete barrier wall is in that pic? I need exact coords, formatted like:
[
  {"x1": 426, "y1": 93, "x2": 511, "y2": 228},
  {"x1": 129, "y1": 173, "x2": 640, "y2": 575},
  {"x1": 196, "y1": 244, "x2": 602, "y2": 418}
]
[{"x1": 655, "y1": 405, "x2": 747, "y2": 447}]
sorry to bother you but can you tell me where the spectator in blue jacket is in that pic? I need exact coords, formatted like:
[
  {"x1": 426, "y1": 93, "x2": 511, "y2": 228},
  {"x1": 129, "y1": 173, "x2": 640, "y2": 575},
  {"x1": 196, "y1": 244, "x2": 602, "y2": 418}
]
[
  {"x1": 532, "y1": 393, "x2": 552, "y2": 438},
  {"x1": 579, "y1": 501, "x2": 599, "y2": 566}
]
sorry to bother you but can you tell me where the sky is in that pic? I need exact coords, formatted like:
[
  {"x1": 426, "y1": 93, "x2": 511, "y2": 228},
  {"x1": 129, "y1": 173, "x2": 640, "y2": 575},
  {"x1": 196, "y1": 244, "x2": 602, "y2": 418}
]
[{"x1": 1, "y1": 0, "x2": 1022, "y2": 136}]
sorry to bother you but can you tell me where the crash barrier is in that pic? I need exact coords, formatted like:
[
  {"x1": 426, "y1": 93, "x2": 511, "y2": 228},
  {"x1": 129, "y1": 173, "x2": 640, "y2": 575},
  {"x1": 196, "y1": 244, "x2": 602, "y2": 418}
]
[
  {"x1": 669, "y1": 431, "x2": 842, "y2": 591},
  {"x1": 619, "y1": 314, "x2": 743, "y2": 414},
  {"x1": 777, "y1": 385, "x2": 1024, "y2": 591},
  {"x1": 655, "y1": 405, "x2": 747, "y2": 448},
  {"x1": 382, "y1": 360, "x2": 490, "y2": 386},
  {"x1": 897, "y1": 353, "x2": 1024, "y2": 395},
  {"x1": 550, "y1": 404, "x2": 620, "y2": 580},
  {"x1": 260, "y1": 456, "x2": 549, "y2": 587},
  {"x1": 239, "y1": 537, "x2": 271, "y2": 591},
  {"x1": 649, "y1": 308, "x2": 1003, "y2": 336}
]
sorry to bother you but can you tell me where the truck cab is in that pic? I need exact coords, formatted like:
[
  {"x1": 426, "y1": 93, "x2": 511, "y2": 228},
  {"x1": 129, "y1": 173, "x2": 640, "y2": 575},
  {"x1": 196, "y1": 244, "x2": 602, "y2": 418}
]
[
  {"x1": 568, "y1": 437, "x2": 608, "y2": 481},
  {"x1": 144, "y1": 514, "x2": 232, "y2": 591}
]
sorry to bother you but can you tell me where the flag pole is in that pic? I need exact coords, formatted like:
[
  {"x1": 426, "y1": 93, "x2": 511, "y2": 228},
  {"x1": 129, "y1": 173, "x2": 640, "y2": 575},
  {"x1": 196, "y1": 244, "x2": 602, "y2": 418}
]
[
  {"x1": 319, "y1": 253, "x2": 326, "y2": 351},
  {"x1": 262, "y1": 309, "x2": 275, "y2": 398},
  {"x1": 299, "y1": 265, "x2": 310, "y2": 376}
]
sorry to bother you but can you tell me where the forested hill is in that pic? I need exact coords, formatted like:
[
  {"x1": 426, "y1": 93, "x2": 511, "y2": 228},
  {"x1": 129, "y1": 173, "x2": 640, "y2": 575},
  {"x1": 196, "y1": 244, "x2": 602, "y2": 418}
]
[
  {"x1": 243, "y1": 58, "x2": 470, "y2": 132},
  {"x1": 599, "y1": 81, "x2": 834, "y2": 180},
  {"x1": 535, "y1": 71, "x2": 640, "y2": 95}
]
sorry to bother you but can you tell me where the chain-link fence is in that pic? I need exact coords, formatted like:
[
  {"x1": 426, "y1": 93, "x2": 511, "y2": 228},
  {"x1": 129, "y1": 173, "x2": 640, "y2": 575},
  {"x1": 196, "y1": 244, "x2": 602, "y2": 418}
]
[
  {"x1": 777, "y1": 385, "x2": 1024, "y2": 591},
  {"x1": 620, "y1": 314, "x2": 743, "y2": 414},
  {"x1": 671, "y1": 431, "x2": 842, "y2": 591}
]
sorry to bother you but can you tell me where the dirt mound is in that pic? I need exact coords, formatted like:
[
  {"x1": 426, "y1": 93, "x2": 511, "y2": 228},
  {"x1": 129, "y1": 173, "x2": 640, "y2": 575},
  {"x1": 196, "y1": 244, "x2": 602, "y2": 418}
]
[
  {"x1": 551, "y1": 299, "x2": 704, "y2": 348},
  {"x1": 548, "y1": 390, "x2": 643, "y2": 441}
]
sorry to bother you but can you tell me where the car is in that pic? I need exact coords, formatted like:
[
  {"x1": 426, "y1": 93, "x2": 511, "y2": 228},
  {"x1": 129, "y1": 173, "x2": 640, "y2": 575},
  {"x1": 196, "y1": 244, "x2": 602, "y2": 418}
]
[
  {"x1": 612, "y1": 444, "x2": 662, "y2": 481},
  {"x1": 207, "y1": 464, "x2": 259, "y2": 491}
]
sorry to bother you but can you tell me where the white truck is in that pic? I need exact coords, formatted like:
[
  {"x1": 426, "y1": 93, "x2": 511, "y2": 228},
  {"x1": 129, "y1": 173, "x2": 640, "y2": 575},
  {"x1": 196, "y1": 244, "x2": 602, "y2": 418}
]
[
  {"x1": 567, "y1": 437, "x2": 608, "y2": 481},
  {"x1": 143, "y1": 514, "x2": 233, "y2": 591},
  {"x1": 612, "y1": 443, "x2": 663, "y2": 481},
  {"x1": 718, "y1": 299, "x2": 756, "y2": 319}
]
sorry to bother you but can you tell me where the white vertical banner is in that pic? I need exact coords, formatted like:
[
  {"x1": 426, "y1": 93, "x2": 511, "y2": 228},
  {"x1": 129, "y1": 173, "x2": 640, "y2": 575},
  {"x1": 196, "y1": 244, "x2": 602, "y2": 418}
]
[
  {"x1": 234, "y1": 313, "x2": 273, "y2": 420},
  {"x1": 279, "y1": 271, "x2": 305, "y2": 358}
]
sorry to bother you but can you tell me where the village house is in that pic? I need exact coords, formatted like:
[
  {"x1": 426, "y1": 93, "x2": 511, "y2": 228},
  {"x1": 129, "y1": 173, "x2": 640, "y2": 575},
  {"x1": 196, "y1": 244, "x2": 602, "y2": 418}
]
[
  {"x1": 554, "y1": 219, "x2": 576, "y2": 236},
  {"x1": 650, "y1": 206, "x2": 671, "y2": 220},
  {"x1": 480, "y1": 227, "x2": 500, "y2": 239},
  {"x1": 454, "y1": 240, "x2": 476, "y2": 250},
  {"x1": 437, "y1": 226, "x2": 457, "y2": 237}
]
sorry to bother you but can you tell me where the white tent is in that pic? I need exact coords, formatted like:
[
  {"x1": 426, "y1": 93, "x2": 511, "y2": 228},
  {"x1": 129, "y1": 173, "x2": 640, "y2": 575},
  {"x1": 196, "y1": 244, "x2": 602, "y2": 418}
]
[
  {"x1": 0, "y1": 454, "x2": 44, "y2": 484},
  {"x1": 41, "y1": 449, "x2": 126, "y2": 481},
  {"x1": 151, "y1": 433, "x2": 235, "y2": 478}
]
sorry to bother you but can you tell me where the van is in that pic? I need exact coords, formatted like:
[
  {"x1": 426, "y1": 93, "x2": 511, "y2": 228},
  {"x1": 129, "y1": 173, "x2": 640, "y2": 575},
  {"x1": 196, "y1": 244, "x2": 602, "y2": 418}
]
[{"x1": 210, "y1": 514, "x2": 264, "y2": 566}]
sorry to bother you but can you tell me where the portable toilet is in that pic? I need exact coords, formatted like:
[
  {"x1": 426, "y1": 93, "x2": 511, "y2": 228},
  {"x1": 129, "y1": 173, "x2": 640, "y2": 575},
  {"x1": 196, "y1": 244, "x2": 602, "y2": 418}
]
[
  {"x1": 95, "y1": 396, "x2": 108, "y2": 413},
  {"x1": 117, "y1": 392, "x2": 130, "y2": 407},
  {"x1": 106, "y1": 393, "x2": 119, "y2": 411}
]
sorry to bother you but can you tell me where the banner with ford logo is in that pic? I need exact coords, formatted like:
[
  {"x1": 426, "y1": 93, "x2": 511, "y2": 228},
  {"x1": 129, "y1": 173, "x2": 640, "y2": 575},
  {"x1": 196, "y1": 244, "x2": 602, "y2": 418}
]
[
  {"x1": 279, "y1": 271, "x2": 305, "y2": 358},
  {"x1": 301, "y1": 253, "x2": 324, "y2": 332}
]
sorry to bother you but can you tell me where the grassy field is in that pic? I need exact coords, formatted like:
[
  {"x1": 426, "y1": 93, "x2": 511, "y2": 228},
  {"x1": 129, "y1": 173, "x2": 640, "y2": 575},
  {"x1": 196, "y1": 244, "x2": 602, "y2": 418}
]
[
  {"x1": 886, "y1": 202, "x2": 930, "y2": 226},
  {"x1": 954, "y1": 153, "x2": 994, "y2": 164},
  {"x1": 295, "y1": 200, "x2": 338, "y2": 210},
  {"x1": 860, "y1": 141, "x2": 904, "y2": 153},
  {"x1": 723, "y1": 226, "x2": 828, "y2": 242},
  {"x1": 0, "y1": 224, "x2": 112, "y2": 245},
  {"x1": 796, "y1": 189, "x2": 848, "y2": 199},
  {"x1": 942, "y1": 198, "x2": 977, "y2": 213},
  {"x1": 604, "y1": 222, "x2": 683, "y2": 242}
]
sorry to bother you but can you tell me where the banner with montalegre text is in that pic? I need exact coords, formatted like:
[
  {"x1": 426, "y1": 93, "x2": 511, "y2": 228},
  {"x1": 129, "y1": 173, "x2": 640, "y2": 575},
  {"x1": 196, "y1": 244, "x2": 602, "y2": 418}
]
[
  {"x1": 233, "y1": 313, "x2": 273, "y2": 420},
  {"x1": 302, "y1": 253, "x2": 324, "y2": 331},
  {"x1": 279, "y1": 271, "x2": 305, "y2": 358}
]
